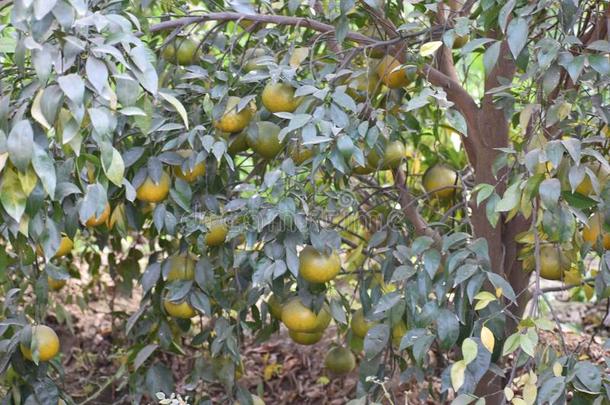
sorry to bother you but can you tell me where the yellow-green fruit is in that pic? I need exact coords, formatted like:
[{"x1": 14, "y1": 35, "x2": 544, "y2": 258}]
[
  {"x1": 53, "y1": 236, "x2": 73, "y2": 258},
  {"x1": 248, "y1": 121, "x2": 283, "y2": 159},
  {"x1": 422, "y1": 164, "x2": 459, "y2": 199},
  {"x1": 213, "y1": 96, "x2": 256, "y2": 133},
  {"x1": 298, "y1": 246, "x2": 341, "y2": 284},
  {"x1": 163, "y1": 299, "x2": 197, "y2": 319},
  {"x1": 351, "y1": 308, "x2": 376, "y2": 338},
  {"x1": 261, "y1": 82, "x2": 302, "y2": 113},
  {"x1": 582, "y1": 213, "x2": 610, "y2": 249},
  {"x1": 243, "y1": 48, "x2": 272, "y2": 72},
  {"x1": 48, "y1": 277, "x2": 67, "y2": 291},
  {"x1": 136, "y1": 171, "x2": 171, "y2": 203},
  {"x1": 85, "y1": 202, "x2": 111, "y2": 227},
  {"x1": 281, "y1": 299, "x2": 331, "y2": 332},
  {"x1": 288, "y1": 330, "x2": 324, "y2": 345},
  {"x1": 324, "y1": 346, "x2": 356, "y2": 375},
  {"x1": 228, "y1": 132, "x2": 249, "y2": 155},
  {"x1": 267, "y1": 294, "x2": 283, "y2": 319},
  {"x1": 166, "y1": 253, "x2": 196, "y2": 282},
  {"x1": 205, "y1": 221, "x2": 229, "y2": 247},
  {"x1": 347, "y1": 70, "x2": 379, "y2": 101},
  {"x1": 20, "y1": 325, "x2": 60, "y2": 362},
  {"x1": 538, "y1": 245, "x2": 570, "y2": 281},
  {"x1": 162, "y1": 38, "x2": 199, "y2": 65},
  {"x1": 367, "y1": 141, "x2": 406, "y2": 170},
  {"x1": 375, "y1": 56, "x2": 411, "y2": 89},
  {"x1": 174, "y1": 150, "x2": 205, "y2": 182}
]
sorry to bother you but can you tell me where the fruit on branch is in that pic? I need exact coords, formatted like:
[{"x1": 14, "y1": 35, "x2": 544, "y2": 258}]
[
  {"x1": 136, "y1": 171, "x2": 171, "y2": 203},
  {"x1": 247, "y1": 121, "x2": 283, "y2": 159},
  {"x1": 392, "y1": 321, "x2": 407, "y2": 346},
  {"x1": 375, "y1": 55, "x2": 413, "y2": 89},
  {"x1": 527, "y1": 244, "x2": 571, "y2": 281},
  {"x1": 281, "y1": 299, "x2": 331, "y2": 333},
  {"x1": 574, "y1": 161, "x2": 609, "y2": 196},
  {"x1": 266, "y1": 294, "x2": 284, "y2": 319},
  {"x1": 166, "y1": 253, "x2": 196, "y2": 282},
  {"x1": 298, "y1": 246, "x2": 341, "y2": 284},
  {"x1": 261, "y1": 82, "x2": 302, "y2": 113},
  {"x1": 288, "y1": 330, "x2": 324, "y2": 345},
  {"x1": 213, "y1": 96, "x2": 256, "y2": 133},
  {"x1": 205, "y1": 219, "x2": 229, "y2": 247},
  {"x1": 173, "y1": 150, "x2": 205, "y2": 182},
  {"x1": 227, "y1": 132, "x2": 250, "y2": 155},
  {"x1": 367, "y1": 140, "x2": 406, "y2": 170},
  {"x1": 48, "y1": 277, "x2": 67, "y2": 291},
  {"x1": 162, "y1": 38, "x2": 200, "y2": 66},
  {"x1": 452, "y1": 34, "x2": 469, "y2": 49},
  {"x1": 20, "y1": 325, "x2": 60, "y2": 362},
  {"x1": 582, "y1": 212, "x2": 610, "y2": 249},
  {"x1": 346, "y1": 69, "x2": 380, "y2": 101},
  {"x1": 242, "y1": 47, "x2": 273, "y2": 73},
  {"x1": 288, "y1": 141, "x2": 314, "y2": 165},
  {"x1": 351, "y1": 308, "x2": 377, "y2": 338},
  {"x1": 85, "y1": 203, "x2": 111, "y2": 227},
  {"x1": 422, "y1": 164, "x2": 459, "y2": 199},
  {"x1": 324, "y1": 346, "x2": 356, "y2": 375},
  {"x1": 163, "y1": 298, "x2": 197, "y2": 319}
]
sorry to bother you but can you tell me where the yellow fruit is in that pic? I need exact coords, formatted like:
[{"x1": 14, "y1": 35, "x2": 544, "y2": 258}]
[
  {"x1": 575, "y1": 162, "x2": 610, "y2": 195},
  {"x1": 288, "y1": 330, "x2": 324, "y2": 345},
  {"x1": 347, "y1": 70, "x2": 379, "y2": 101},
  {"x1": 248, "y1": 121, "x2": 283, "y2": 159},
  {"x1": 205, "y1": 220, "x2": 229, "y2": 247},
  {"x1": 213, "y1": 96, "x2": 256, "y2": 133},
  {"x1": 281, "y1": 299, "x2": 331, "y2": 332},
  {"x1": 267, "y1": 294, "x2": 283, "y2": 319},
  {"x1": 20, "y1": 325, "x2": 60, "y2": 362},
  {"x1": 582, "y1": 213, "x2": 610, "y2": 249},
  {"x1": 243, "y1": 48, "x2": 273, "y2": 72},
  {"x1": 375, "y1": 56, "x2": 411, "y2": 89},
  {"x1": 136, "y1": 171, "x2": 171, "y2": 203},
  {"x1": 174, "y1": 150, "x2": 205, "y2": 182},
  {"x1": 166, "y1": 253, "x2": 196, "y2": 282},
  {"x1": 85, "y1": 202, "x2": 111, "y2": 227},
  {"x1": 351, "y1": 308, "x2": 376, "y2": 338},
  {"x1": 367, "y1": 141, "x2": 406, "y2": 170},
  {"x1": 299, "y1": 246, "x2": 341, "y2": 284},
  {"x1": 538, "y1": 245, "x2": 570, "y2": 281},
  {"x1": 324, "y1": 346, "x2": 356, "y2": 375},
  {"x1": 48, "y1": 277, "x2": 67, "y2": 291},
  {"x1": 422, "y1": 164, "x2": 459, "y2": 199},
  {"x1": 52, "y1": 236, "x2": 73, "y2": 258},
  {"x1": 261, "y1": 82, "x2": 302, "y2": 113},
  {"x1": 163, "y1": 298, "x2": 197, "y2": 319}
]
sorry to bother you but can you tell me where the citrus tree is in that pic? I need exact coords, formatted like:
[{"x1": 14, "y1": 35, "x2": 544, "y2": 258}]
[{"x1": 0, "y1": 0, "x2": 609, "y2": 404}]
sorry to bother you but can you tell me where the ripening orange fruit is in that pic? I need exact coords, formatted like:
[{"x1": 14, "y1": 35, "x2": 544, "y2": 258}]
[
  {"x1": 20, "y1": 325, "x2": 60, "y2": 362},
  {"x1": 298, "y1": 246, "x2": 341, "y2": 284},
  {"x1": 281, "y1": 299, "x2": 331, "y2": 332},
  {"x1": 163, "y1": 298, "x2": 197, "y2": 319},
  {"x1": 213, "y1": 96, "x2": 256, "y2": 133},
  {"x1": 136, "y1": 171, "x2": 171, "y2": 203},
  {"x1": 375, "y1": 56, "x2": 411, "y2": 88},
  {"x1": 85, "y1": 203, "x2": 111, "y2": 227},
  {"x1": 261, "y1": 82, "x2": 302, "y2": 113},
  {"x1": 582, "y1": 213, "x2": 610, "y2": 249},
  {"x1": 422, "y1": 164, "x2": 459, "y2": 199}
]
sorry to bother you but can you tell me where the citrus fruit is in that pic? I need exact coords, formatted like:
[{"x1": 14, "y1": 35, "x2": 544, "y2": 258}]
[
  {"x1": 281, "y1": 299, "x2": 331, "y2": 332},
  {"x1": 205, "y1": 220, "x2": 229, "y2": 247},
  {"x1": 539, "y1": 244, "x2": 570, "y2": 280},
  {"x1": 166, "y1": 253, "x2": 196, "y2": 282},
  {"x1": 162, "y1": 38, "x2": 199, "y2": 65},
  {"x1": 453, "y1": 34, "x2": 469, "y2": 49},
  {"x1": 375, "y1": 55, "x2": 412, "y2": 89},
  {"x1": 53, "y1": 236, "x2": 73, "y2": 258},
  {"x1": 20, "y1": 325, "x2": 60, "y2": 362},
  {"x1": 289, "y1": 142, "x2": 314, "y2": 165},
  {"x1": 174, "y1": 150, "x2": 205, "y2": 182},
  {"x1": 367, "y1": 141, "x2": 406, "y2": 170},
  {"x1": 248, "y1": 121, "x2": 283, "y2": 159},
  {"x1": 48, "y1": 277, "x2": 67, "y2": 291},
  {"x1": 136, "y1": 171, "x2": 171, "y2": 203},
  {"x1": 351, "y1": 308, "x2": 376, "y2": 338},
  {"x1": 243, "y1": 48, "x2": 273, "y2": 72},
  {"x1": 324, "y1": 346, "x2": 356, "y2": 375},
  {"x1": 347, "y1": 70, "x2": 379, "y2": 101},
  {"x1": 213, "y1": 96, "x2": 256, "y2": 133},
  {"x1": 582, "y1": 213, "x2": 610, "y2": 249},
  {"x1": 163, "y1": 298, "x2": 197, "y2": 319},
  {"x1": 267, "y1": 294, "x2": 284, "y2": 319},
  {"x1": 227, "y1": 132, "x2": 249, "y2": 155},
  {"x1": 575, "y1": 162, "x2": 610, "y2": 195},
  {"x1": 422, "y1": 164, "x2": 459, "y2": 199},
  {"x1": 261, "y1": 82, "x2": 301, "y2": 113},
  {"x1": 85, "y1": 202, "x2": 111, "y2": 227},
  {"x1": 288, "y1": 330, "x2": 324, "y2": 345},
  {"x1": 298, "y1": 246, "x2": 341, "y2": 284}
]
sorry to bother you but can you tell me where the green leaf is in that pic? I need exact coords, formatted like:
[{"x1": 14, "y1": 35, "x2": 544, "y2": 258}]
[
  {"x1": 519, "y1": 328, "x2": 538, "y2": 357},
  {"x1": 159, "y1": 91, "x2": 189, "y2": 130},
  {"x1": 57, "y1": 74, "x2": 85, "y2": 105},
  {"x1": 102, "y1": 146, "x2": 125, "y2": 186},
  {"x1": 538, "y1": 178, "x2": 560, "y2": 208},
  {"x1": 134, "y1": 344, "x2": 158, "y2": 371},
  {"x1": 538, "y1": 376, "x2": 565, "y2": 404},
  {"x1": 495, "y1": 181, "x2": 522, "y2": 212},
  {"x1": 502, "y1": 332, "x2": 521, "y2": 356},
  {"x1": 437, "y1": 309, "x2": 459, "y2": 350},
  {"x1": 145, "y1": 363, "x2": 174, "y2": 398},
  {"x1": 7, "y1": 120, "x2": 33, "y2": 172},
  {"x1": 420, "y1": 41, "x2": 443, "y2": 57},
  {"x1": 0, "y1": 167, "x2": 27, "y2": 222},
  {"x1": 363, "y1": 324, "x2": 389, "y2": 360},
  {"x1": 462, "y1": 338, "x2": 478, "y2": 365},
  {"x1": 32, "y1": 143, "x2": 56, "y2": 199},
  {"x1": 507, "y1": 18, "x2": 528, "y2": 59},
  {"x1": 451, "y1": 360, "x2": 466, "y2": 392}
]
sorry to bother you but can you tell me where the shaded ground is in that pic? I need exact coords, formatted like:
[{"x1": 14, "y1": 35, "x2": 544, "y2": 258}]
[{"x1": 38, "y1": 276, "x2": 610, "y2": 404}]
